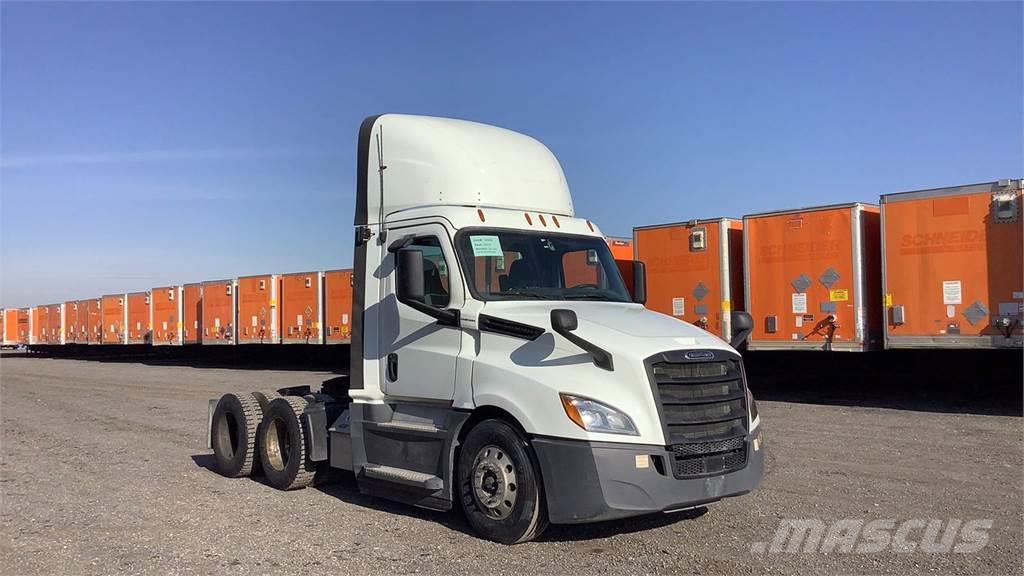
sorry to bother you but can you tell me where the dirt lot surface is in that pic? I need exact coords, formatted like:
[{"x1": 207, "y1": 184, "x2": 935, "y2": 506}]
[{"x1": 1, "y1": 353, "x2": 1021, "y2": 575}]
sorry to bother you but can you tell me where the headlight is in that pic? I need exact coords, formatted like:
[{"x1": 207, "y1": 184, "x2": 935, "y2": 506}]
[
  {"x1": 746, "y1": 387, "x2": 759, "y2": 429},
  {"x1": 559, "y1": 393, "x2": 639, "y2": 435}
]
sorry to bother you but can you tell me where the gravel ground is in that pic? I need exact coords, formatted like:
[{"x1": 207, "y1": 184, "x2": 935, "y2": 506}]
[{"x1": 1, "y1": 354, "x2": 1021, "y2": 575}]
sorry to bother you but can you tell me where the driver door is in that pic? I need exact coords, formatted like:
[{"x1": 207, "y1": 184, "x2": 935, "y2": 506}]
[{"x1": 380, "y1": 223, "x2": 463, "y2": 401}]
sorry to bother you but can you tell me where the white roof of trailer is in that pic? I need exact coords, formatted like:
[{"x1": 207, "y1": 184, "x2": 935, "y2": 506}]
[{"x1": 360, "y1": 114, "x2": 574, "y2": 224}]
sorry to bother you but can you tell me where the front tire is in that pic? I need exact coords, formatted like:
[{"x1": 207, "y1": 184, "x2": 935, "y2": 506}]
[{"x1": 457, "y1": 419, "x2": 548, "y2": 544}]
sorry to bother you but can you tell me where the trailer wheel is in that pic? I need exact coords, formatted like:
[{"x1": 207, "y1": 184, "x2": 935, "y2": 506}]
[
  {"x1": 457, "y1": 419, "x2": 548, "y2": 544},
  {"x1": 258, "y1": 397, "x2": 318, "y2": 490},
  {"x1": 211, "y1": 393, "x2": 263, "y2": 478}
]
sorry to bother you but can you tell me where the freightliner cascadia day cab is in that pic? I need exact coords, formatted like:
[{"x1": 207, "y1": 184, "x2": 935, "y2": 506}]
[{"x1": 207, "y1": 114, "x2": 763, "y2": 543}]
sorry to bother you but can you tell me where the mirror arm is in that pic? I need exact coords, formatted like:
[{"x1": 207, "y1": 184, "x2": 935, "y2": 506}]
[
  {"x1": 550, "y1": 310, "x2": 614, "y2": 371},
  {"x1": 402, "y1": 297, "x2": 460, "y2": 327}
]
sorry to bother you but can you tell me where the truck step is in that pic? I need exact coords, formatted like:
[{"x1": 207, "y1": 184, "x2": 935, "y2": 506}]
[
  {"x1": 375, "y1": 420, "x2": 444, "y2": 434},
  {"x1": 362, "y1": 464, "x2": 443, "y2": 490}
]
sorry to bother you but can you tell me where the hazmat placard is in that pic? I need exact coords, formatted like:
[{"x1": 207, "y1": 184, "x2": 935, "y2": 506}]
[
  {"x1": 672, "y1": 297, "x2": 685, "y2": 316},
  {"x1": 829, "y1": 288, "x2": 849, "y2": 301},
  {"x1": 791, "y1": 293, "x2": 807, "y2": 314},
  {"x1": 942, "y1": 280, "x2": 962, "y2": 305},
  {"x1": 470, "y1": 235, "x2": 503, "y2": 257}
]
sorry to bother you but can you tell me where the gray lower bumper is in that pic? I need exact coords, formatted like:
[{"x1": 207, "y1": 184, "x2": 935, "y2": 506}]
[{"x1": 533, "y1": 431, "x2": 764, "y2": 524}]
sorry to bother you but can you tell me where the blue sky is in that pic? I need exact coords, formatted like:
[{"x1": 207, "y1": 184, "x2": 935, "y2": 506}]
[{"x1": 1, "y1": 1, "x2": 1021, "y2": 308}]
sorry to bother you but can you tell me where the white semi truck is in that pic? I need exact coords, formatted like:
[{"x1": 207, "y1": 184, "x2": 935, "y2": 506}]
[{"x1": 208, "y1": 114, "x2": 764, "y2": 544}]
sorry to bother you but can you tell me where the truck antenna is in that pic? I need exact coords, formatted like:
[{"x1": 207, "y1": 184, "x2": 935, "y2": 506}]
[{"x1": 376, "y1": 128, "x2": 387, "y2": 244}]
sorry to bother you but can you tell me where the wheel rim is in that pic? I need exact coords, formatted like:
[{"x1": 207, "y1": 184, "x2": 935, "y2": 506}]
[
  {"x1": 264, "y1": 416, "x2": 291, "y2": 471},
  {"x1": 471, "y1": 445, "x2": 518, "y2": 519}
]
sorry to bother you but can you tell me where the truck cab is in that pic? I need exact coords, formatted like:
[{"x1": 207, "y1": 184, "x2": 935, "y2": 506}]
[{"x1": 209, "y1": 114, "x2": 763, "y2": 544}]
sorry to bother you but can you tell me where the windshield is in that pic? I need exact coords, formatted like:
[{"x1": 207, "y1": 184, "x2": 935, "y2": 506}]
[{"x1": 456, "y1": 229, "x2": 631, "y2": 302}]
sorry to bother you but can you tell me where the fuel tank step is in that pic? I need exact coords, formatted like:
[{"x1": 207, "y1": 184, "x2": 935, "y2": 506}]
[{"x1": 361, "y1": 464, "x2": 443, "y2": 490}]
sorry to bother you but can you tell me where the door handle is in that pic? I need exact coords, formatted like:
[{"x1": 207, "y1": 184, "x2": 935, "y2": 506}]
[{"x1": 387, "y1": 352, "x2": 398, "y2": 382}]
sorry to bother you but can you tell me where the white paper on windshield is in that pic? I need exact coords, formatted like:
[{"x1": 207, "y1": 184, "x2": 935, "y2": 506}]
[{"x1": 470, "y1": 235, "x2": 503, "y2": 257}]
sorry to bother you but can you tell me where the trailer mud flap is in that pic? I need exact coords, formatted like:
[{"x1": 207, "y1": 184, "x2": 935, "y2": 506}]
[{"x1": 304, "y1": 402, "x2": 328, "y2": 462}]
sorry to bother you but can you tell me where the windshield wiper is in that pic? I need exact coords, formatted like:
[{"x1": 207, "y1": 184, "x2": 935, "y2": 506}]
[
  {"x1": 563, "y1": 293, "x2": 618, "y2": 300},
  {"x1": 502, "y1": 288, "x2": 555, "y2": 300}
]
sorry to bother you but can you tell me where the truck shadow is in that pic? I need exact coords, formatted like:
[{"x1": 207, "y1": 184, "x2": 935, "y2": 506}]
[
  {"x1": 743, "y1": 349, "x2": 1022, "y2": 416},
  {"x1": 190, "y1": 453, "x2": 706, "y2": 542}
]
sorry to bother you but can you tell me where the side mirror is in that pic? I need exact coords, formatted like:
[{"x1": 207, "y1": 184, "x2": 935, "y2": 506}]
[
  {"x1": 631, "y1": 260, "x2": 647, "y2": 305},
  {"x1": 730, "y1": 311, "x2": 753, "y2": 349},
  {"x1": 395, "y1": 247, "x2": 459, "y2": 327},
  {"x1": 550, "y1": 309, "x2": 578, "y2": 332},
  {"x1": 550, "y1": 309, "x2": 613, "y2": 371},
  {"x1": 396, "y1": 249, "x2": 425, "y2": 304}
]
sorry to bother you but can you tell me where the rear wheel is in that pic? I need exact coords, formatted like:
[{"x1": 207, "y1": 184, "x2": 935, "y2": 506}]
[
  {"x1": 258, "y1": 397, "x2": 318, "y2": 490},
  {"x1": 211, "y1": 393, "x2": 263, "y2": 478},
  {"x1": 458, "y1": 419, "x2": 548, "y2": 544}
]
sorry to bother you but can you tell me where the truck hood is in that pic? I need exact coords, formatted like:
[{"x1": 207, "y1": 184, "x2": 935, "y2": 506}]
[{"x1": 479, "y1": 300, "x2": 734, "y2": 355}]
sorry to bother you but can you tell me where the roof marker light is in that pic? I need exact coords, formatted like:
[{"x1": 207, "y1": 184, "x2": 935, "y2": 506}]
[
  {"x1": 538, "y1": 214, "x2": 547, "y2": 227},
  {"x1": 525, "y1": 213, "x2": 533, "y2": 225},
  {"x1": 477, "y1": 209, "x2": 486, "y2": 222},
  {"x1": 586, "y1": 220, "x2": 595, "y2": 232},
  {"x1": 552, "y1": 215, "x2": 560, "y2": 228}
]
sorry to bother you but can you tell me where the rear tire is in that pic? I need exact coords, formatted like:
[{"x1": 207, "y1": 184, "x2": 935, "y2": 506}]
[
  {"x1": 258, "y1": 397, "x2": 318, "y2": 490},
  {"x1": 211, "y1": 393, "x2": 263, "y2": 478},
  {"x1": 457, "y1": 419, "x2": 548, "y2": 544}
]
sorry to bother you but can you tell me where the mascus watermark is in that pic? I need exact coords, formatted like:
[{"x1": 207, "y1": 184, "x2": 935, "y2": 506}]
[{"x1": 750, "y1": 519, "x2": 993, "y2": 555}]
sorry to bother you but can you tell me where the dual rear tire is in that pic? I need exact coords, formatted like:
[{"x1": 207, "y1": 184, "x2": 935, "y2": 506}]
[{"x1": 210, "y1": 392, "x2": 320, "y2": 490}]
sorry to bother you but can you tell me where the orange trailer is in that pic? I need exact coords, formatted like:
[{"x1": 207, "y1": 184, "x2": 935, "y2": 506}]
[
  {"x1": 881, "y1": 179, "x2": 1023, "y2": 349},
  {"x1": 152, "y1": 286, "x2": 184, "y2": 345},
  {"x1": 183, "y1": 283, "x2": 203, "y2": 345},
  {"x1": 84, "y1": 298, "x2": 102, "y2": 344},
  {"x1": 45, "y1": 303, "x2": 62, "y2": 344},
  {"x1": 324, "y1": 269, "x2": 353, "y2": 344},
  {"x1": 101, "y1": 294, "x2": 127, "y2": 344},
  {"x1": 29, "y1": 306, "x2": 46, "y2": 344},
  {"x1": 606, "y1": 237, "x2": 635, "y2": 296},
  {"x1": 280, "y1": 272, "x2": 322, "y2": 344},
  {"x1": 743, "y1": 203, "x2": 882, "y2": 351},
  {"x1": 126, "y1": 292, "x2": 150, "y2": 344},
  {"x1": 3, "y1": 308, "x2": 29, "y2": 346},
  {"x1": 64, "y1": 301, "x2": 84, "y2": 343},
  {"x1": 634, "y1": 218, "x2": 744, "y2": 340},
  {"x1": 201, "y1": 279, "x2": 236, "y2": 345},
  {"x1": 237, "y1": 275, "x2": 279, "y2": 344}
]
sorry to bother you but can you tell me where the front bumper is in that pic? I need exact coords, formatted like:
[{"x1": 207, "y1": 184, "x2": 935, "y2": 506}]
[{"x1": 533, "y1": 430, "x2": 764, "y2": 524}]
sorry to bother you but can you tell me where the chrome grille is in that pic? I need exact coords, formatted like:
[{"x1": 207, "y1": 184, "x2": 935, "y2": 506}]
[{"x1": 647, "y1": 350, "x2": 749, "y2": 479}]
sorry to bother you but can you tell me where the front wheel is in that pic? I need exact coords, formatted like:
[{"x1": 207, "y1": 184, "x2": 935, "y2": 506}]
[{"x1": 457, "y1": 419, "x2": 548, "y2": 544}]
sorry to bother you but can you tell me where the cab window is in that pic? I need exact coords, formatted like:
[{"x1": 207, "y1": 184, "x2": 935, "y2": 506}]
[{"x1": 408, "y1": 237, "x2": 450, "y2": 308}]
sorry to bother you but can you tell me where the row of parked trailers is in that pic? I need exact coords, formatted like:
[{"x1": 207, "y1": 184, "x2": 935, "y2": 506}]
[
  {"x1": 621, "y1": 179, "x2": 1023, "y2": 351},
  {"x1": 3, "y1": 180, "x2": 1021, "y2": 352},
  {"x1": 2, "y1": 270, "x2": 354, "y2": 347}
]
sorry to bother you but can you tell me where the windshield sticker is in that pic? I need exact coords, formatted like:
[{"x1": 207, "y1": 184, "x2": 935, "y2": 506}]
[{"x1": 470, "y1": 235, "x2": 504, "y2": 257}]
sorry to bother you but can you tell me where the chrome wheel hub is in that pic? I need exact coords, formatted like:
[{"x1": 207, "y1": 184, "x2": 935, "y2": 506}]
[{"x1": 471, "y1": 445, "x2": 518, "y2": 519}]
